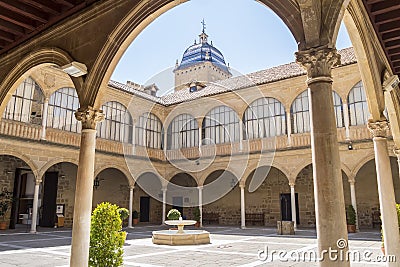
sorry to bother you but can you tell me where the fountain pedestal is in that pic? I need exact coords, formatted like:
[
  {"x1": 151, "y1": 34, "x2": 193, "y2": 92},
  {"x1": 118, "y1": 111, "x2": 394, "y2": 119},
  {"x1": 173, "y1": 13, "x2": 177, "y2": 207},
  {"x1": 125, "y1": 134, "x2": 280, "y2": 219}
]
[{"x1": 152, "y1": 219, "x2": 210, "y2": 245}]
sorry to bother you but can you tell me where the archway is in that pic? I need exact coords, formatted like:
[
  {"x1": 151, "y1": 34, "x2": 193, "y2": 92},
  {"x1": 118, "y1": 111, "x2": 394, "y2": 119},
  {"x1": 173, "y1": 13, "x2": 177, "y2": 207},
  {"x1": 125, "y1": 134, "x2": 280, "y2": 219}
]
[
  {"x1": 41, "y1": 162, "x2": 78, "y2": 228},
  {"x1": 167, "y1": 173, "x2": 198, "y2": 220},
  {"x1": 354, "y1": 157, "x2": 400, "y2": 228},
  {"x1": 134, "y1": 172, "x2": 163, "y2": 224},
  {"x1": 245, "y1": 166, "x2": 290, "y2": 226},
  {"x1": 202, "y1": 170, "x2": 239, "y2": 225},
  {"x1": 92, "y1": 168, "x2": 131, "y2": 214},
  {"x1": 0, "y1": 154, "x2": 35, "y2": 229}
]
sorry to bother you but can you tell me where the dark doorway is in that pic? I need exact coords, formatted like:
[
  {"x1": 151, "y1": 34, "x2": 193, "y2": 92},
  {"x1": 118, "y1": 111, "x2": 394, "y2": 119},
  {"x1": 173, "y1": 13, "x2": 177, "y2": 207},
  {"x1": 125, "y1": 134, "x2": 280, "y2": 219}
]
[
  {"x1": 40, "y1": 172, "x2": 58, "y2": 227},
  {"x1": 140, "y1": 196, "x2": 150, "y2": 222},
  {"x1": 280, "y1": 193, "x2": 300, "y2": 224},
  {"x1": 172, "y1": 196, "x2": 184, "y2": 218},
  {"x1": 10, "y1": 169, "x2": 36, "y2": 229}
]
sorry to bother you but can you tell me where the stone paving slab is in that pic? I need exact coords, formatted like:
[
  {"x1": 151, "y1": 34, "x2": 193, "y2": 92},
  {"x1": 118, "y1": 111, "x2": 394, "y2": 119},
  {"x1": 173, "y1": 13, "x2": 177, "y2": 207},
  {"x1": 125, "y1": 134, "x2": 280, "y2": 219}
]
[{"x1": 0, "y1": 226, "x2": 390, "y2": 266}]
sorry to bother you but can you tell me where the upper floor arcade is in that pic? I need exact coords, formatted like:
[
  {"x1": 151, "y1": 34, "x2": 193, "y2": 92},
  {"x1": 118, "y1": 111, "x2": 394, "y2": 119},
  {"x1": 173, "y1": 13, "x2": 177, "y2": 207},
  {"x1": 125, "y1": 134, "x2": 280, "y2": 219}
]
[{"x1": 0, "y1": 48, "x2": 384, "y2": 162}]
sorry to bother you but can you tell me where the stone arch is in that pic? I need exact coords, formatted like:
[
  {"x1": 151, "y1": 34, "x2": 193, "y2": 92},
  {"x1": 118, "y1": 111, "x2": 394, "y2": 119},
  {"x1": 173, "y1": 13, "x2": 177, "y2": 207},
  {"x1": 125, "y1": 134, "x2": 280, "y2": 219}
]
[
  {"x1": 0, "y1": 47, "x2": 83, "y2": 118},
  {"x1": 352, "y1": 153, "x2": 376, "y2": 179},
  {"x1": 133, "y1": 171, "x2": 164, "y2": 187},
  {"x1": 38, "y1": 158, "x2": 79, "y2": 180},
  {"x1": 343, "y1": 4, "x2": 386, "y2": 122},
  {"x1": 0, "y1": 149, "x2": 39, "y2": 178},
  {"x1": 241, "y1": 162, "x2": 290, "y2": 186},
  {"x1": 94, "y1": 164, "x2": 134, "y2": 187},
  {"x1": 199, "y1": 166, "x2": 241, "y2": 186},
  {"x1": 89, "y1": 0, "x2": 304, "y2": 109}
]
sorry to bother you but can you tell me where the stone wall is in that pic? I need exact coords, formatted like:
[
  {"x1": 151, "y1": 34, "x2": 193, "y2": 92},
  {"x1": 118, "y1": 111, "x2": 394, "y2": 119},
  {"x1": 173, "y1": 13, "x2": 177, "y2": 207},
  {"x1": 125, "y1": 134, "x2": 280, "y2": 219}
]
[{"x1": 295, "y1": 165, "x2": 316, "y2": 227}]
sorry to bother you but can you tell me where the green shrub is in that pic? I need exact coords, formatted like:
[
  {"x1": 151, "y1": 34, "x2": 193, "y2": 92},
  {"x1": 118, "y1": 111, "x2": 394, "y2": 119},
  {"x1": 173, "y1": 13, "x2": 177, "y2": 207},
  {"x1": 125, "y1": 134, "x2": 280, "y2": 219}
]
[
  {"x1": 346, "y1": 205, "x2": 356, "y2": 225},
  {"x1": 167, "y1": 209, "x2": 181, "y2": 220},
  {"x1": 89, "y1": 202, "x2": 127, "y2": 267},
  {"x1": 118, "y1": 208, "x2": 129, "y2": 221},
  {"x1": 193, "y1": 207, "x2": 200, "y2": 222}
]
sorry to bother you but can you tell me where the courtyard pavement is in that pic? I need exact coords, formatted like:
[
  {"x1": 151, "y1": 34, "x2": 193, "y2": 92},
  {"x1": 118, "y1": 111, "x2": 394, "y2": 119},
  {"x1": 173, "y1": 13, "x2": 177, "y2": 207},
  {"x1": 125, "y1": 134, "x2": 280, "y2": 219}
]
[{"x1": 0, "y1": 224, "x2": 392, "y2": 266}]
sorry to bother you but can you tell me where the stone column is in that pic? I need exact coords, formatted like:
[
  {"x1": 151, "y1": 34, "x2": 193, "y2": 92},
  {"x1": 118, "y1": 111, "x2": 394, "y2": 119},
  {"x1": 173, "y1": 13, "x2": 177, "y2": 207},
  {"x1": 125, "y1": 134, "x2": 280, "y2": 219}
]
[
  {"x1": 132, "y1": 124, "x2": 136, "y2": 155},
  {"x1": 198, "y1": 125, "x2": 202, "y2": 148},
  {"x1": 240, "y1": 184, "x2": 245, "y2": 229},
  {"x1": 162, "y1": 187, "x2": 167, "y2": 224},
  {"x1": 289, "y1": 182, "x2": 297, "y2": 230},
  {"x1": 348, "y1": 180, "x2": 359, "y2": 231},
  {"x1": 296, "y1": 47, "x2": 349, "y2": 266},
  {"x1": 41, "y1": 98, "x2": 49, "y2": 140},
  {"x1": 342, "y1": 102, "x2": 351, "y2": 140},
  {"x1": 30, "y1": 179, "x2": 41, "y2": 233},
  {"x1": 70, "y1": 107, "x2": 104, "y2": 267},
  {"x1": 128, "y1": 186, "x2": 134, "y2": 228},
  {"x1": 198, "y1": 186, "x2": 203, "y2": 227},
  {"x1": 368, "y1": 121, "x2": 400, "y2": 261},
  {"x1": 286, "y1": 110, "x2": 292, "y2": 146},
  {"x1": 239, "y1": 121, "x2": 243, "y2": 151}
]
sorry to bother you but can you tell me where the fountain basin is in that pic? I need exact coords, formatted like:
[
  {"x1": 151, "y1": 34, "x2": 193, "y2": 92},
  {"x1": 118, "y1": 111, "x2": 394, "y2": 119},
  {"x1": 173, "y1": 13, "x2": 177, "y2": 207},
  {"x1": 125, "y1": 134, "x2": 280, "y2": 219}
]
[{"x1": 152, "y1": 230, "x2": 210, "y2": 245}]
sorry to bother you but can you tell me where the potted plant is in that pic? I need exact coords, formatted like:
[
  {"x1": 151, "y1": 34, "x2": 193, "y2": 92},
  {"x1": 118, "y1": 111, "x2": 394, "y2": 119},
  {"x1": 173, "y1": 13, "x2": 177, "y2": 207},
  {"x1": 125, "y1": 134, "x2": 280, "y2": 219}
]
[
  {"x1": 193, "y1": 207, "x2": 200, "y2": 227},
  {"x1": 381, "y1": 204, "x2": 400, "y2": 255},
  {"x1": 167, "y1": 209, "x2": 181, "y2": 220},
  {"x1": 0, "y1": 189, "x2": 12, "y2": 230},
  {"x1": 132, "y1": 210, "x2": 139, "y2": 225},
  {"x1": 118, "y1": 208, "x2": 129, "y2": 226},
  {"x1": 346, "y1": 205, "x2": 356, "y2": 233}
]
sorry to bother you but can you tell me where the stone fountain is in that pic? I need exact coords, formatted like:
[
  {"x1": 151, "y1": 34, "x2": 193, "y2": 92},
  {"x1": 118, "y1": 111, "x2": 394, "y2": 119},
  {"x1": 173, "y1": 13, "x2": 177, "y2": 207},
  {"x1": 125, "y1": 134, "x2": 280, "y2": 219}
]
[{"x1": 152, "y1": 217, "x2": 210, "y2": 245}]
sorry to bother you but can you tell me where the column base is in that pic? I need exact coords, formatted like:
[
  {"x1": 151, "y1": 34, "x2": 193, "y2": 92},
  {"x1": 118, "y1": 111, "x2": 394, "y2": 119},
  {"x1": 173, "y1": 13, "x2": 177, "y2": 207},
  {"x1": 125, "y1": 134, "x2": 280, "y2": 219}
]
[{"x1": 30, "y1": 230, "x2": 37, "y2": 234}]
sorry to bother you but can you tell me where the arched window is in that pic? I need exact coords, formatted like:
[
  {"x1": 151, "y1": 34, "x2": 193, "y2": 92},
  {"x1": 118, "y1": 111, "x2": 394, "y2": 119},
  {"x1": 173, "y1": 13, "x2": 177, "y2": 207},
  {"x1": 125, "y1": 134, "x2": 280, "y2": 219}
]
[
  {"x1": 47, "y1": 87, "x2": 80, "y2": 133},
  {"x1": 348, "y1": 81, "x2": 369, "y2": 126},
  {"x1": 243, "y1": 97, "x2": 286, "y2": 139},
  {"x1": 167, "y1": 114, "x2": 199, "y2": 149},
  {"x1": 333, "y1": 91, "x2": 344, "y2": 128},
  {"x1": 97, "y1": 101, "x2": 133, "y2": 143},
  {"x1": 291, "y1": 90, "x2": 344, "y2": 133},
  {"x1": 3, "y1": 77, "x2": 44, "y2": 124},
  {"x1": 202, "y1": 106, "x2": 239, "y2": 145},
  {"x1": 136, "y1": 113, "x2": 163, "y2": 149},
  {"x1": 291, "y1": 91, "x2": 310, "y2": 134}
]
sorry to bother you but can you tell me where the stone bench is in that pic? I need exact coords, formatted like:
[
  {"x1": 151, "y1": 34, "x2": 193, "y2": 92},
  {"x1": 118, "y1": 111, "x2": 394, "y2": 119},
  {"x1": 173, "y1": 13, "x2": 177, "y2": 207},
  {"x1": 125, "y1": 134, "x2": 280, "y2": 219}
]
[{"x1": 245, "y1": 213, "x2": 264, "y2": 226}]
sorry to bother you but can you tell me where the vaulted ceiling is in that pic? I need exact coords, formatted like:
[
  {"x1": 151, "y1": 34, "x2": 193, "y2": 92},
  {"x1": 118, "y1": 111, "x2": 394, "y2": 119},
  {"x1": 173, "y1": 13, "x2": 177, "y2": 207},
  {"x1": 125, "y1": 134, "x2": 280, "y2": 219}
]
[
  {"x1": 0, "y1": 0, "x2": 399, "y2": 76},
  {"x1": 0, "y1": 0, "x2": 101, "y2": 55},
  {"x1": 362, "y1": 0, "x2": 400, "y2": 76}
]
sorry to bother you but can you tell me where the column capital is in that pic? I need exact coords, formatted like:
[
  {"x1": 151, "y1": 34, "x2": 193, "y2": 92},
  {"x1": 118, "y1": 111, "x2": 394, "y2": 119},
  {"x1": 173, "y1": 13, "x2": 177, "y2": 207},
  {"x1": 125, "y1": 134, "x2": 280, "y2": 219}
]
[
  {"x1": 289, "y1": 182, "x2": 295, "y2": 188},
  {"x1": 197, "y1": 185, "x2": 203, "y2": 190},
  {"x1": 348, "y1": 180, "x2": 355, "y2": 186},
  {"x1": 75, "y1": 106, "x2": 105, "y2": 130},
  {"x1": 35, "y1": 180, "x2": 42, "y2": 185},
  {"x1": 367, "y1": 120, "x2": 389, "y2": 138},
  {"x1": 295, "y1": 46, "x2": 340, "y2": 85},
  {"x1": 129, "y1": 185, "x2": 135, "y2": 190},
  {"x1": 239, "y1": 183, "x2": 245, "y2": 189}
]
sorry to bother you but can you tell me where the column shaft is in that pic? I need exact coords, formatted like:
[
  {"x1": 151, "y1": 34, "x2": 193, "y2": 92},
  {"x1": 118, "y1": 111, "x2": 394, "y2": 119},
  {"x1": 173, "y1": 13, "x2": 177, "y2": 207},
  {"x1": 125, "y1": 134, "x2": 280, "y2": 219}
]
[
  {"x1": 342, "y1": 102, "x2": 350, "y2": 140},
  {"x1": 198, "y1": 186, "x2": 203, "y2": 227},
  {"x1": 240, "y1": 186, "x2": 245, "y2": 229},
  {"x1": 349, "y1": 181, "x2": 359, "y2": 230},
  {"x1": 162, "y1": 188, "x2": 167, "y2": 224},
  {"x1": 290, "y1": 184, "x2": 297, "y2": 230},
  {"x1": 132, "y1": 124, "x2": 136, "y2": 155},
  {"x1": 41, "y1": 99, "x2": 49, "y2": 140},
  {"x1": 128, "y1": 187, "x2": 134, "y2": 228},
  {"x1": 239, "y1": 121, "x2": 243, "y2": 151},
  {"x1": 368, "y1": 122, "x2": 400, "y2": 262},
  {"x1": 30, "y1": 181, "x2": 41, "y2": 233},
  {"x1": 70, "y1": 107, "x2": 104, "y2": 267},
  {"x1": 296, "y1": 47, "x2": 349, "y2": 266},
  {"x1": 286, "y1": 111, "x2": 292, "y2": 146}
]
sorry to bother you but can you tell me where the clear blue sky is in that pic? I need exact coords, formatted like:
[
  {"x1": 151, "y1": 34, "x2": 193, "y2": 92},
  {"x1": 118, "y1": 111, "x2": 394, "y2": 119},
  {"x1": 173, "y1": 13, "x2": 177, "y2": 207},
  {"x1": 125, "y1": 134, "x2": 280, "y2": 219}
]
[{"x1": 111, "y1": 0, "x2": 352, "y2": 95}]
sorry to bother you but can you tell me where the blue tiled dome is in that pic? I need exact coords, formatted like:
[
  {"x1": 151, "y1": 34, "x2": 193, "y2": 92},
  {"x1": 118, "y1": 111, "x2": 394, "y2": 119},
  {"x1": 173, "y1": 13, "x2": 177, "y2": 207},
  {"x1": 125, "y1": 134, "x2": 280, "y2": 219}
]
[{"x1": 176, "y1": 30, "x2": 230, "y2": 74}]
